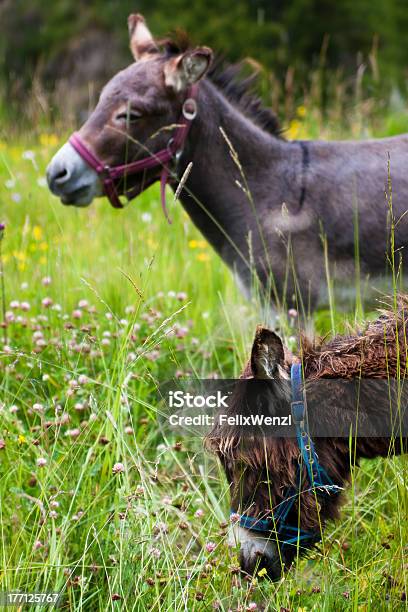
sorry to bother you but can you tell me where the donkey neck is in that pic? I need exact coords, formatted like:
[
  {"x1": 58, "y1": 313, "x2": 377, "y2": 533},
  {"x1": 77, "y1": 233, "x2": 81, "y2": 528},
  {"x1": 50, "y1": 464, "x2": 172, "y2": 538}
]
[{"x1": 176, "y1": 80, "x2": 297, "y2": 270}]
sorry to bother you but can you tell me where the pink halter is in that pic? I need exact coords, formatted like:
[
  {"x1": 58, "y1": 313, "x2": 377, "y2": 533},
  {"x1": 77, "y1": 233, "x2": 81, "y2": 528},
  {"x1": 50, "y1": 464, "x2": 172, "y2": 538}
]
[{"x1": 69, "y1": 85, "x2": 198, "y2": 223}]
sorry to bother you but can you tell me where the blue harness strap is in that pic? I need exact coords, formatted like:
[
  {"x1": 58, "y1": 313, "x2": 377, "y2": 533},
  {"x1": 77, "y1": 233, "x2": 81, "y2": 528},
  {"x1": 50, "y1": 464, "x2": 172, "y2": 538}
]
[
  {"x1": 231, "y1": 362, "x2": 341, "y2": 547},
  {"x1": 235, "y1": 513, "x2": 272, "y2": 532},
  {"x1": 291, "y1": 363, "x2": 339, "y2": 493}
]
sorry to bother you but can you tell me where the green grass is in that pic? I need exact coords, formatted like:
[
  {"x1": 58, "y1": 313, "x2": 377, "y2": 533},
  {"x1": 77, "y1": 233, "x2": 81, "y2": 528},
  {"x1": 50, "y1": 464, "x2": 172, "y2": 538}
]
[{"x1": 0, "y1": 123, "x2": 407, "y2": 611}]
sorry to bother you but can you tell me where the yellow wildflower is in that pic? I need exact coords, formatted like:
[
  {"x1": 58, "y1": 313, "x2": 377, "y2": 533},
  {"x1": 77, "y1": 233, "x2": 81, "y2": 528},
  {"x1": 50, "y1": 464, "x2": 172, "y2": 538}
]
[
  {"x1": 257, "y1": 567, "x2": 267, "y2": 577},
  {"x1": 40, "y1": 256, "x2": 47, "y2": 265},
  {"x1": 32, "y1": 225, "x2": 43, "y2": 241},
  {"x1": 296, "y1": 105, "x2": 307, "y2": 118},
  {"x1": 189, "y1": 239, "x2": 198, "y2": 249},
  {"x1": 18, "y1": 434, "x2": 26, "y2": 444},
  {"x1": 12, "y1": 250, "x2": 26, "y2": 262},
  {"x1": 39, "y1": 242, "x2": 48, "y2": 252},
  {"x1": 10, "y1": 148, "x2": 20, "y2": 162},
  {"x1": 39, "y1": 134, "x2": 59, "y2": 147},
  {"x1": 18, "y1": 262, "x2": 26, "y2": 271},
  {"x1": 287, "y1": 119, "x2": 301, "y2": 140},
  {"x1": 196, "y1": 253, "x2": 210, "y2": 262}
]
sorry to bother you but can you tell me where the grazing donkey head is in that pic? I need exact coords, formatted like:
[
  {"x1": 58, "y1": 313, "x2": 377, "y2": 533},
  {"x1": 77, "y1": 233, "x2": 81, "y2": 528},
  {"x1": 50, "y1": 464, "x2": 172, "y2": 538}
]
[
  {"x1": 205, "y1": 299, "x2": 408, "y2": 579},
  {"x1": 47, "y1": 14, "x2": 212, "y2": 208}
]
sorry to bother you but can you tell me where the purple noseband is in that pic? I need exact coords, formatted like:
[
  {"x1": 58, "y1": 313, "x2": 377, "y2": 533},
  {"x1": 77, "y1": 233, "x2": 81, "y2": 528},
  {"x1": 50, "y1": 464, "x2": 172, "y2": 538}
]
[{"x1": 69, "y1": 84, "x2": 198, "y2": 223}]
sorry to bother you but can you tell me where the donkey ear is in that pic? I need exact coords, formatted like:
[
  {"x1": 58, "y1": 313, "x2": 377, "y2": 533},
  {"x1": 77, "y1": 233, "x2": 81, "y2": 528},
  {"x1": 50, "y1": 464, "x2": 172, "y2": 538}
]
[
  {"x1": 164, "y1": 47, "x2": 213, "y2": 92},
  {"x1": 128, "y1": 14, "x2": 158, "y2": 60},
  {"x1": 250, "y1": 326, "x2": 285, "y2": 379}
]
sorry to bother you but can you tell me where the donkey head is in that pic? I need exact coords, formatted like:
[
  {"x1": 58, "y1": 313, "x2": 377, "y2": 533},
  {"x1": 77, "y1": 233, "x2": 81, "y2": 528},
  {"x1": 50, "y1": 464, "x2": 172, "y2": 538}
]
[
  {"x1": 47, "y1": 14, "x2": 212, "y2": 206},
  {"x1": 205, "y1": 327, "x2": 347, "y2": 580}
]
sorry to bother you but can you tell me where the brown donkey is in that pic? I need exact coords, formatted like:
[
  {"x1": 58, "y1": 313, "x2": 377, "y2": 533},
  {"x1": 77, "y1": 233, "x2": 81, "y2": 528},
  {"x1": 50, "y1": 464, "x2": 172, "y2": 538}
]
[
  {"x1": 46, "y1": 14, "x2": 408, "y2": 311},
  {"x1": 205, "y1": 298, "x2": 408, "y2": 579}
]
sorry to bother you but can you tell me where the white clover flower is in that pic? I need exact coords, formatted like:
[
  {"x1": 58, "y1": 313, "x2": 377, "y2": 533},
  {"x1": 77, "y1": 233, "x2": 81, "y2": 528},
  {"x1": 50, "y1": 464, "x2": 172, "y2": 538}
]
[
  {"x1": 22, "y1": 150, "x2": 36, "y2": 161},
  {"x1": 112, "y1": 462, "x2": 125, "y2": 474},
  {"x1": 5, "y1": 311, "x2": 15, "y2": 323},
  {"x1": 41, "y1": 297, "x2": 53, "y2": 308},
  {"x1": 65, "y1": 428, "x2": 80, "y2": 438},
  {"x1": 205, "y1": 541, "x2": 216, "y2": 553}
]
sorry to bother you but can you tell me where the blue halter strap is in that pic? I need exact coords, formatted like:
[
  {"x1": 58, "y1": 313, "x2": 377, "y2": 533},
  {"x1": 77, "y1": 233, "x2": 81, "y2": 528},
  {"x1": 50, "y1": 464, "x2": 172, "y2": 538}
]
[{"x1": 231, "y1": 362, "x2": 341, "y2": 548}]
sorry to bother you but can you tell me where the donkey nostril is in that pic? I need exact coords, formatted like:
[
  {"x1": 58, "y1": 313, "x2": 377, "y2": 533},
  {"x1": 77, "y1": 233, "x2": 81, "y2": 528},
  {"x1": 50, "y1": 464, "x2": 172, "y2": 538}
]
[
  {"x1": 54, "y1": 168, "x2": 70, "y2": 184},
  {"x1": 46, "y1": 162, "x2": 74, "y2": 195}
]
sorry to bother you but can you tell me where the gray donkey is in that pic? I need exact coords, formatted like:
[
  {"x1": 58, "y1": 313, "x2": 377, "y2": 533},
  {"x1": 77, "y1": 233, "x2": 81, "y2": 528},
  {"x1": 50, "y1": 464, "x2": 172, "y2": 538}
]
[{"x1": 47, "y1": 14, "x2": 408, "y2": 311}]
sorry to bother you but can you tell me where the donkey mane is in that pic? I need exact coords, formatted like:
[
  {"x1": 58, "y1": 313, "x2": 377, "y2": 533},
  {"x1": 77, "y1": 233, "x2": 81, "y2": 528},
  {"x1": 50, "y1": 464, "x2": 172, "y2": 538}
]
[
  {"x1": 302, "y1": 295, "x2": 408, "y2": 380},
  {"x1": 159, "y1": 30, "x2": 282, "y2": 137}
]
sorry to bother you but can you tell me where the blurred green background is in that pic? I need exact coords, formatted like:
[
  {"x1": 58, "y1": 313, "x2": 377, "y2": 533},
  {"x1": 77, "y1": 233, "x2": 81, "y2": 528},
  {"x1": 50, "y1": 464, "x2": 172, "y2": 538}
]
[{"x1": 1, "y1": 0, "x2": 408, "y2": 129}]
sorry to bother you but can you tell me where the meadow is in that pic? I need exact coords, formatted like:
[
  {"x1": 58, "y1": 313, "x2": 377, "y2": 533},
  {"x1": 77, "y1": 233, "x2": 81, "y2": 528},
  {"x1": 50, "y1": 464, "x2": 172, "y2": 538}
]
[{"x1": 0, "y1": 101, "x2": 407, "y2": 611}]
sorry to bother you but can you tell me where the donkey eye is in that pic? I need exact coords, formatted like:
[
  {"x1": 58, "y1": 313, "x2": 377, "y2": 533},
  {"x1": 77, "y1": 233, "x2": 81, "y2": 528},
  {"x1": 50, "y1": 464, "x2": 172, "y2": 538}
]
[{"x1": 115, "y1": 110, "x2": 142, "y2": 123}]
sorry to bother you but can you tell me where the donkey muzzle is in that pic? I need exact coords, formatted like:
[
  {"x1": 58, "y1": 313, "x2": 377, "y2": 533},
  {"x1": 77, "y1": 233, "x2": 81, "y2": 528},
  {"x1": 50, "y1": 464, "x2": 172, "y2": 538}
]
[{"x1": 231, "y1": 525, "x2": 283, "y2": 580}]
